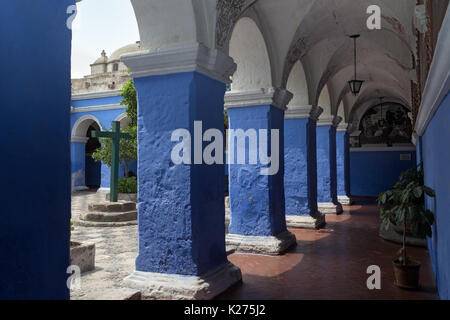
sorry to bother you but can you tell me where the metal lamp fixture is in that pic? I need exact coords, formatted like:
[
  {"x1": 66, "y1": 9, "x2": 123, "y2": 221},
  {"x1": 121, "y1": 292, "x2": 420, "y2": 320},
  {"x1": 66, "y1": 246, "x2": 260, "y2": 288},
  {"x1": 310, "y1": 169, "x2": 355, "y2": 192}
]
[{"x1": 348, "y1": 34, "x2": 364, "y2": 96}]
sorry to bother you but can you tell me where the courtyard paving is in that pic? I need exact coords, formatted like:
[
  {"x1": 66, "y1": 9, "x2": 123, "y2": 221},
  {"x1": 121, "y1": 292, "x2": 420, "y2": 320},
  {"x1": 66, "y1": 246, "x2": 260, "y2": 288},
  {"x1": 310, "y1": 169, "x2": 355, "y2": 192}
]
[
  {"x1": 70, "y1": 191, "x2": 138, "y2": 300},
  {"x1": 70, "y1": 192, "x2": 438, "y2": 300}
]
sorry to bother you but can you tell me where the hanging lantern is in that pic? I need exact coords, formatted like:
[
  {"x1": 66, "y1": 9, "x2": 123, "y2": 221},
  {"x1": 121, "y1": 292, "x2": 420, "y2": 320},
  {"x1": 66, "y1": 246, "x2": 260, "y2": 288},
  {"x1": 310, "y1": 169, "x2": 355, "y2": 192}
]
[{"x1": 348, "y1": 34, "x2": 364, "y2": 96}]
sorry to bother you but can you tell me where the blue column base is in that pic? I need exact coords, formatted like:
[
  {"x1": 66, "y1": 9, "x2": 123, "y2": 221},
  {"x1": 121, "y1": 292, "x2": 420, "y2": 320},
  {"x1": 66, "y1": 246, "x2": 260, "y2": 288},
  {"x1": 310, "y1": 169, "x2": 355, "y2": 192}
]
[{"x1": 124, "y1": 261, "x2": 242, "y2": 300}]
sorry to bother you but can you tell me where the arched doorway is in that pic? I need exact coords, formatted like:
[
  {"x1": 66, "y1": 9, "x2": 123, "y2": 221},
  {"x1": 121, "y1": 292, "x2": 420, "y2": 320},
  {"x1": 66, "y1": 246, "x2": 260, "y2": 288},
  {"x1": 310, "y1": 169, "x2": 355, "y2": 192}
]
[
  {"x1": 71, "y1": 115, "x2": 103, "y2": 191},
  {"x1": 84, "y1": 123, "x2": 101, "y2": 189}
]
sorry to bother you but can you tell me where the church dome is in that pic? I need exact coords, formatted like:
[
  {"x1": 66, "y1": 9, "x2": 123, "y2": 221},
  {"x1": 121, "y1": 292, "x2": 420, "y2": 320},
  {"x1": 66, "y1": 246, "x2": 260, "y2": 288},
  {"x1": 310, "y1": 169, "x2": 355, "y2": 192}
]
[
  {"x1": 109, "y1": 41, "x2": 141, "y2": 61},
  {"x1": 92, "y1": 50, "x2": 108, "y2": 65}
]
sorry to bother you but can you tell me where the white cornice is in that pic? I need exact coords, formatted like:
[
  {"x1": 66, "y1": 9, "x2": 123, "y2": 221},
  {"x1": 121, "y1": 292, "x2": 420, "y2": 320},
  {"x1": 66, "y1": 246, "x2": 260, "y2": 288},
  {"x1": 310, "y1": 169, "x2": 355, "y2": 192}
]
[
  {"x1": 317, "y1": 115, "x2": 342, "y2": 127},
  {"x1": 121, "y1": 43, "x2": 236, "y2": 84},
  {"x1": 415, "y1": 7, "x2": 450, "y2": 136},
  {"x1": 224, "y1": 88, "x2": 293, "y2": 111},
  {"x1": 71, "y1": 137, "x2": 89, "y2": 143},
  {"x1": 285, "y1": 106, "x2": 323, "y2": 120},
  {"x1": 411, "y1": 132, "x2": 419, "y2": 146},
  {"x1": 337, "y1": 122, "x2": 350, "y2": 132},
  {"x1": 71, "y1": 104, "x2": 125, "y2": 113},
  {"x1": 351, "y1": 146, "x2": 416, "y2": 152},
  {"x1": 71, "y1": 90, "x2": 121, "y2": 101}
]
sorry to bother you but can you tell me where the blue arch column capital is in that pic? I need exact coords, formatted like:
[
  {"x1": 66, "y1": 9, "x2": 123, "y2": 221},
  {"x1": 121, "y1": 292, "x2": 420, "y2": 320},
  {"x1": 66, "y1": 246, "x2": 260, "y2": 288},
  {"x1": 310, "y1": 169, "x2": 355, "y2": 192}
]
[
  {"x1": 224, "y1": 89, "x2": 297, "y2": 255},
  {"x1": 120, "y1": 44, "x2": 241, "y2": 300},
  {"x1": 284, "y1": 106, "x2": 325, "y2": 229},
  {"x1": 316, "y1": 115, "x2": 343, "y2": 214}
]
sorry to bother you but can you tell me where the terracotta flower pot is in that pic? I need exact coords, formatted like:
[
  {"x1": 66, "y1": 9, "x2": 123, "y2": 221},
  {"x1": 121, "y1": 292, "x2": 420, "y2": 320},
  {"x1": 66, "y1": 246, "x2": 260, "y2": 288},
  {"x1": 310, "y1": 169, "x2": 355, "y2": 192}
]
[{"x1": 392, "y1": 259, "x2": 421, "y2": 290}]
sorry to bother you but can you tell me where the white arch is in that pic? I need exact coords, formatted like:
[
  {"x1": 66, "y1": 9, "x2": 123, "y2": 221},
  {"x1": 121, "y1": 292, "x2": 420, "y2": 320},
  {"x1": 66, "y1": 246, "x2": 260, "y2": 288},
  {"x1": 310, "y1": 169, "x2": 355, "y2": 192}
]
[
  {"x1": 318, "y1": 85, "x2": 332, "y2": 117},
  {"x1": 71, "y1": 115, "x2": 102, "y2": 140},
  {"x1": 229, "y1": 17, "x2": 272, "y2": 91},
  {"x1": 115, "y1": 113, "x2": 131, "y2": 129},
  {"x1": 286, "y1": 60, "x2": 309, "y2": 109}
]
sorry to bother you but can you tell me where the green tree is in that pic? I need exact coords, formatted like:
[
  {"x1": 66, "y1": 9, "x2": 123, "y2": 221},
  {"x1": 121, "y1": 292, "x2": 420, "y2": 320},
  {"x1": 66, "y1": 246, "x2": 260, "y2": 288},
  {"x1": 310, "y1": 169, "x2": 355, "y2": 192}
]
[
  {"x1": 92, "y1": 79, "x2": 138, "y2": 177},
  {"x1": 121, "y1": 79, "x2": 137, "y2": 125}
]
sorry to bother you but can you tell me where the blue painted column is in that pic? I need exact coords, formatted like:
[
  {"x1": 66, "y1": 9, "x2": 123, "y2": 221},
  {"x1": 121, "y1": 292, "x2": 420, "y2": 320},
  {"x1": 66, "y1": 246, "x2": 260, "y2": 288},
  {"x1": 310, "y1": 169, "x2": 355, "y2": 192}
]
[
  {"x1": 71, "y1": 139, "x2": 88, "y2": 191},
  {"x1": 121, "y1": 44, "x2": 241, "y2": 299},
  {"x1": 336, "y1": 123, "x2": 352, "y2": 205},
  {"x1": 316, "y1": 116, "x2": 343, "y2": 214},
  {"x1": 225, "y1": 88, "x2": 297, "y2": 255},
  {"x1": 0, "y1": 0, "x2": 73, "y2": 299},
  {"x1": 284, "y1": 106, "x2": 325, "y2": 229}
]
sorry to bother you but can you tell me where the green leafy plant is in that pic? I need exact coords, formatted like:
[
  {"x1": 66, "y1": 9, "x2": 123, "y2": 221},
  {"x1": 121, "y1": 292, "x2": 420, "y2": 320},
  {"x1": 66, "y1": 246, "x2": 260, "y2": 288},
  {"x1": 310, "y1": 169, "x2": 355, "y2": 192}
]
[
  {"x1": 224, "y1": 109, "x2": 229, "y2": 129},
  {"x1": 118, "y1": 176, "x2": 137, "y2": 194},
  {"x1": 121, "y1": 79, "x2": 137, "y2": 126},
  {"x1": 92, "y1": 125, "x2": 137, "y2": 177},
  {"x1": 378, "y1": 162, "x2": 436, "y2": 266},
  {"x1": 92, "y1": 79, "x2": 138, "y2": 177}
]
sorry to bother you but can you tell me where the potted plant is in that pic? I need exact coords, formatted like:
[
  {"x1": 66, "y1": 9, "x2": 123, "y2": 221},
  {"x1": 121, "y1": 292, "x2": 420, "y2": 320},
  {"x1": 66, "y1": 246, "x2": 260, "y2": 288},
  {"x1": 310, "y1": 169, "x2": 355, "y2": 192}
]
[{"x1": 378, "y1": 162, "x2": 435, "y2": 289}]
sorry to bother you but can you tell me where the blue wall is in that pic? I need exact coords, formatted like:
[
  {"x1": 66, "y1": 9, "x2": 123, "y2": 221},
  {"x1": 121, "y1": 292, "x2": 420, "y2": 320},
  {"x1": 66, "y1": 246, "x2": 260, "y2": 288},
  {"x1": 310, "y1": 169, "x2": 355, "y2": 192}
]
[
  {"x1": 422, "y1": 92, "x2": 450, "y2": 300},
  {"x1": 0, "y1": 0, "x2": 73, "y2": 299},
  {"x1": 350, "y1": 150, "x2": 416, "y2": 197},
  {"x1": 71, "y1": 142, "x2": 86, "y2": 188},
  {"x1": 72, "y1": 95, "x2": 122, "y2": 108}
]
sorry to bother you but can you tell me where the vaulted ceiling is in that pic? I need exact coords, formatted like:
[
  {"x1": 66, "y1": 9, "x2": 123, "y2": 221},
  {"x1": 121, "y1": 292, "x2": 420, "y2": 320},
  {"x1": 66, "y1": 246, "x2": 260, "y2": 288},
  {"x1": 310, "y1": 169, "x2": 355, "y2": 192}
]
[
  {"x1": 131, "y1": 0, "x2": 420, "y2": 125},
  {"x1": 229, "y1": 0, "x2": 416, "y2": 124}
]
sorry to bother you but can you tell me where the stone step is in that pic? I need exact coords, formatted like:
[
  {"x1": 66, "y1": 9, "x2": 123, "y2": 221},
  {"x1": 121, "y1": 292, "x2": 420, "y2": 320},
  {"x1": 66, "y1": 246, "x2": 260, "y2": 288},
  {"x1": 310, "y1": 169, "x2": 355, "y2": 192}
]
[
  {"x1": 73, "y1": 219, "x2": 138, "y2": 228},
  {"x1": 81, "y1": 210, "x2": 137, "y2": 223},
  {"x1": 88, "y1": 201, "x2": 136, "y2": 213}
]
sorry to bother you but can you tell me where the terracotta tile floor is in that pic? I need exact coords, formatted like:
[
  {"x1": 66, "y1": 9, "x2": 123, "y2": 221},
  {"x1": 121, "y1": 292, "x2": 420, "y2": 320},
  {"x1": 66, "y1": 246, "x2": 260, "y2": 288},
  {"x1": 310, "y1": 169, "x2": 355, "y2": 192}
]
[{"x1": 218, "y1": 201, "x2": 438, "y2": 300}]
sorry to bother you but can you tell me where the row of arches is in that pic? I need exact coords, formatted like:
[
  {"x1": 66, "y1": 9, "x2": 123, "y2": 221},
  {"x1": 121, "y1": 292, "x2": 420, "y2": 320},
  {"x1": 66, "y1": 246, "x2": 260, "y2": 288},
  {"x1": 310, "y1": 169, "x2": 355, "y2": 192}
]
[
  {"x1": 226, "y1": 15, "x2": 411, "y2": 128},
  {"x1": 128, "y1": 0, "x2": 415, "y2": 127}
]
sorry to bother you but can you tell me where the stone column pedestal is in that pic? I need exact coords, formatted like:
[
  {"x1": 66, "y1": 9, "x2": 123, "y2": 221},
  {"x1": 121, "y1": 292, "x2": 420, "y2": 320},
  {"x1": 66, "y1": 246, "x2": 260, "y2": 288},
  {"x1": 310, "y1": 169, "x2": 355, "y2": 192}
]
[{"x1": 124, "y1": 261, "x2": 242, "y2": 300}]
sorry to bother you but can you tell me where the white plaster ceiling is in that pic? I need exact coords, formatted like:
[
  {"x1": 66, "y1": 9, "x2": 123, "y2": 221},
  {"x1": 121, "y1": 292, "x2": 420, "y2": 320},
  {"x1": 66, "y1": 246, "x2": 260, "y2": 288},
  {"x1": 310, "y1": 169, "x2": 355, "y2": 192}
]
[{"x1": 129, "y1": 0, "x2": 418, "y2": 124}]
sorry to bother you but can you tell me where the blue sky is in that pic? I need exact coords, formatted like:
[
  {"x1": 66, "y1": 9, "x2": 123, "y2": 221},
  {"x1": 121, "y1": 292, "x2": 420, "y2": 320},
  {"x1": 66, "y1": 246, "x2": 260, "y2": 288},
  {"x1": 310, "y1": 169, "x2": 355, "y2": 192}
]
[{"x1": 71, "y1": 0, "x2": 140, "y2": 78}]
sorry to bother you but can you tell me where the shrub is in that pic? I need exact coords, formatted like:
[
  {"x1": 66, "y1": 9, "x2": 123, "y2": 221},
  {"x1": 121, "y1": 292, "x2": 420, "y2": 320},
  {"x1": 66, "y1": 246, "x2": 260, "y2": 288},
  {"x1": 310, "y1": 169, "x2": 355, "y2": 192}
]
[{"x1": 118, "y1": 176, "x2": 137, "y2": 194}]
